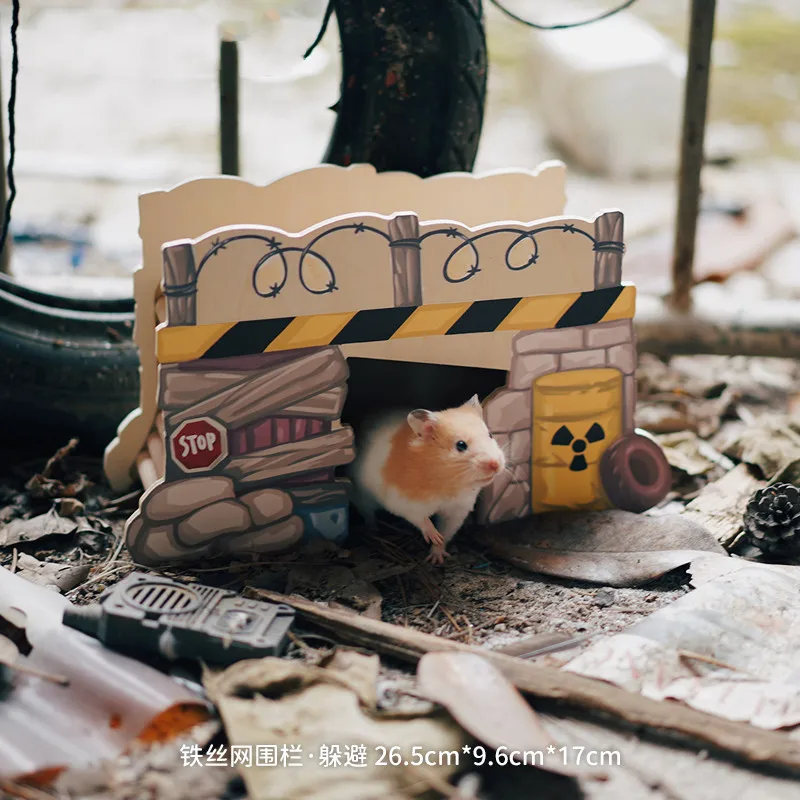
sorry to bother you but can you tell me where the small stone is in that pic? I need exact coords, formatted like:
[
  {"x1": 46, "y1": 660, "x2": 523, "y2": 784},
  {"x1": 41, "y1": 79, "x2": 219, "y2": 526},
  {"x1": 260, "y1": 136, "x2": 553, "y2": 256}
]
[
  {"x1": 494, "y1": 623, "x2": 507, "y2": 632},
  {"x1": 594, "y1": 588, "x2": 615, "y2": 607}
]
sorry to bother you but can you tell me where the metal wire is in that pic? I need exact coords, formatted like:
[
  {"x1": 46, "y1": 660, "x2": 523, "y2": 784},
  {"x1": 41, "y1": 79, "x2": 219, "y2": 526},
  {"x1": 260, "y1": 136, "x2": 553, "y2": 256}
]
[{"x1": 0, "y1": 0, "x2": 18, "y2": 260}]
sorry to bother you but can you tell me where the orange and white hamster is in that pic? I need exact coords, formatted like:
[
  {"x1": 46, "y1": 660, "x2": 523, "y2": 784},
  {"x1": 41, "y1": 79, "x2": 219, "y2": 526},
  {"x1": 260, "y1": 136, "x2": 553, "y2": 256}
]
[{"x1": 349, "y1": 395, "x2": 506, "y2": 564}]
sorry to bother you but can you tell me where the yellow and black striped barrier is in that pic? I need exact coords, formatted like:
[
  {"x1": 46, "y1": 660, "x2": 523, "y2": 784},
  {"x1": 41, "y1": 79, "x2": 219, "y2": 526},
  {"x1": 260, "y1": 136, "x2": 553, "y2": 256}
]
[{"x1": 156, "y1": 284, "x2": 636, "y2": 364}]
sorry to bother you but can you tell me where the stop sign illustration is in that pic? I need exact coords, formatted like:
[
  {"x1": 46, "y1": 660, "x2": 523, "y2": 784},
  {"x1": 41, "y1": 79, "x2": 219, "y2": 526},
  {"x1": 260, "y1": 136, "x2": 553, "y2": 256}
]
[{"x1": 170, "y1": 417, "x2": 228, "y2": 473}]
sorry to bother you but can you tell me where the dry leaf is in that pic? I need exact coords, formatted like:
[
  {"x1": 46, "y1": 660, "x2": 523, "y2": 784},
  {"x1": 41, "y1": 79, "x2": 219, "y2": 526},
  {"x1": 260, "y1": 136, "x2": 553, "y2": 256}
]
[
  {"x1": 204, "y1": 650, "x2": 467, "y2": 800},
  {"x1": 0, "y1": 508, "x2": 97, "y2": 548},
  {"x1": 473, "y1": 510, "x2": 724, "y2": 587},
  {"x1": 15, "y1": 553, "x2": 91, "y2": 593},
  {"x1": 417, "y1": 652, "x2": 597, "y2": 778},
  {"x1": 656, "y1": 430, "x2": 734, "y2": 476},
  {"x1": 722, "y1": 415, "x2": 800, "y2": 480}
]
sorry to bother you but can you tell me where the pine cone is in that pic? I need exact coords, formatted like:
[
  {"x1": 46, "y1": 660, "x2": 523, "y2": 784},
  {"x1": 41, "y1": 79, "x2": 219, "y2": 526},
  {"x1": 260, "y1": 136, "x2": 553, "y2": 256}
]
[{"x1": 742, "y1": 483, "x2": 800, "y2": 558}]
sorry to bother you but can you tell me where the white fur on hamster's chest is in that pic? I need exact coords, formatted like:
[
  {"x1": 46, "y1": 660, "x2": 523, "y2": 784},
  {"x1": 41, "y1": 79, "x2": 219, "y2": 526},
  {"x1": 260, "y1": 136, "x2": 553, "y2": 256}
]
[{"x1": 351, "y1": 414, "x2": 480, "y2": 519}]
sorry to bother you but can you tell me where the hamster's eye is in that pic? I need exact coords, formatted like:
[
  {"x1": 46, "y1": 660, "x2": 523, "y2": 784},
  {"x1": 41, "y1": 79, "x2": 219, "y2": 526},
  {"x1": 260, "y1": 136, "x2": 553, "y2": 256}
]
[{"x1": 455, "y1": 440, "x2": 468, "y2": 452}]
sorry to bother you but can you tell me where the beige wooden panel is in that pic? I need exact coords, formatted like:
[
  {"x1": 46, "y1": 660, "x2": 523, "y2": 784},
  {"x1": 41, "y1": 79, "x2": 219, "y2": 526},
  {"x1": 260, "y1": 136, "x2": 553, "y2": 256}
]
[
  {"x1": 191, "y1": 216, "x2": 395, "y2": 325},
  {"x1": 103, "y1": 162, "x2": 568, "y2": 491},
  {"x1": 419, "y1": 216, "x2": 596, "y2": 304}
]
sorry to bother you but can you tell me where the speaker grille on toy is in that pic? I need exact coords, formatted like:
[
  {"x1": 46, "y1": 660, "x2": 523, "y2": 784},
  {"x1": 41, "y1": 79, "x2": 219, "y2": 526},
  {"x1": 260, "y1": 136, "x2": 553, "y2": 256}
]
[{"x1": 124, "y1": 581, "x2": 201, "y2": 614}]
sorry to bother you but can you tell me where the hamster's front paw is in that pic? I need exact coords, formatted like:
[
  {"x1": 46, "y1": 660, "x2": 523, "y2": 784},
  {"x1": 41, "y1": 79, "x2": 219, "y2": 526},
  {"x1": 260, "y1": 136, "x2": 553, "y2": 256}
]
[
  {"x1": 426, "y1": 545, "x2": 450, "y2": 566},
  {"x1": 421, "y1": 519, "x2": 444, "y2": 548}
]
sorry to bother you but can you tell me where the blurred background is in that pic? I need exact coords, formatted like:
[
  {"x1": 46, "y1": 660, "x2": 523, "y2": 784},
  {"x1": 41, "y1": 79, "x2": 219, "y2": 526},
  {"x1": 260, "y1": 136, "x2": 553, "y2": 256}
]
[{"x1": 1, "y1": 0, "x2": 799, "y2": 303}]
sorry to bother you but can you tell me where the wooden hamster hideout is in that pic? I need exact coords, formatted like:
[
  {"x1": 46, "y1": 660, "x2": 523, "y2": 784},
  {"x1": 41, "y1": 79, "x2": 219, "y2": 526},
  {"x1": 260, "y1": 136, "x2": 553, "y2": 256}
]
[{"x1": 103, "y1": 162, "x2": 671, "y2": 566}]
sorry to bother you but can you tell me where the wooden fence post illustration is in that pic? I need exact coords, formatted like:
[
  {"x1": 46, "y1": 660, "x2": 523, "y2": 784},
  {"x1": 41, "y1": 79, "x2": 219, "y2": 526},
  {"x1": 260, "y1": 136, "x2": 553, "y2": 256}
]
[
  {"x1": 593, "y1": 210, "x2": 624, "y2": 289},
  {"x1": 388, "y1": 212, "x2": 422, "y2": 307},
  {"x1": 163, "y1": 241, "x2": 198, "y2": 326}
]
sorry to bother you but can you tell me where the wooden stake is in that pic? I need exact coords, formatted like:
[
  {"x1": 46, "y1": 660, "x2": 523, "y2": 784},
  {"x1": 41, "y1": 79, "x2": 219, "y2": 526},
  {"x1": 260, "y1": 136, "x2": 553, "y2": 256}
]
[
  {"x1": 592, "y1": 211, "x2": 623, "y2": 289},
  {"x1": 162, "y1": 242, "x2": 197, "y2": 326},
  {"x1": 670, "y1": 0, "x2": 717, "y2": 312},
  {"x1": 252, "y1": 589, "x2": 800, "y2": 776},
  {"x1": 219, "y1": 24, "x2": 240, "y2": 177},
  {"x1": 388, "y1": 213, "x2": 422, "y2": 306}
]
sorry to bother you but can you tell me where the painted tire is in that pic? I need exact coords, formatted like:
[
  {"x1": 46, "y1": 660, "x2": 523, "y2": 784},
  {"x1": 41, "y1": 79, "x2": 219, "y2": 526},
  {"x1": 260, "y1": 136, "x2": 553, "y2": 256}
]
[{"x1": 600, "y1": 432, "x2": 672, "y2": 513}]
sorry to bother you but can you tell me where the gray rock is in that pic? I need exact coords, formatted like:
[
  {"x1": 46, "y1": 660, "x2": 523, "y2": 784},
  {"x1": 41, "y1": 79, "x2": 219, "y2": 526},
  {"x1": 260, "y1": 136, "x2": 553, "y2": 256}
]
[{"x1": 594, "y1": 588, "x2": 616, "y2": 607}]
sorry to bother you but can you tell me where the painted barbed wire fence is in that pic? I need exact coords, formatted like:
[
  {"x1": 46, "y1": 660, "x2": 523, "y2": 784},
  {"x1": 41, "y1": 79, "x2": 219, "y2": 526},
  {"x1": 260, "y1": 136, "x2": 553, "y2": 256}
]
[{"x1": 161, "y1": 211, "x2": 624, "y2": 326}]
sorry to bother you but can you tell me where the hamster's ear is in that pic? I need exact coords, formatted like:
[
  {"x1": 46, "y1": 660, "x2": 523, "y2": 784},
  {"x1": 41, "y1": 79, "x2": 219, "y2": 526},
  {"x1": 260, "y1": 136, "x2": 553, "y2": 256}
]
[
  {"x1": 462, "y1": 394, "x2": 483, "y2": 416},
  {"x1": 407, "y1": 409, "x2": 437, "y2": 437}
]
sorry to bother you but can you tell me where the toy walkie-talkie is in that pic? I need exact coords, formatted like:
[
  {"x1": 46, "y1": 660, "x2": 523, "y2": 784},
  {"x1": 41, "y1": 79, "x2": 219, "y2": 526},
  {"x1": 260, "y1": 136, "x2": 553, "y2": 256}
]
[{"x1": 62, "y1": 572, "x2": 295, "y2": 665}]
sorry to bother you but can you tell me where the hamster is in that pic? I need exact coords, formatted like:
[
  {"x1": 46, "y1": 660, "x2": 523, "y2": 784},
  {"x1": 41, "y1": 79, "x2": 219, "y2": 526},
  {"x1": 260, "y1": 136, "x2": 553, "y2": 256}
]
[{"x1": 349, "y1": 394, "x2": 506, "y2": 564}]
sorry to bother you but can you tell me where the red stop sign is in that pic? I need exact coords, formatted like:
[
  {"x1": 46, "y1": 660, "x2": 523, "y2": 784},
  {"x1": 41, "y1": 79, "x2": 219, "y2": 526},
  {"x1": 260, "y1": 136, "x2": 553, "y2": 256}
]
[{"x1": 170, "y1": 417, "x2": 228, "y2": 473}]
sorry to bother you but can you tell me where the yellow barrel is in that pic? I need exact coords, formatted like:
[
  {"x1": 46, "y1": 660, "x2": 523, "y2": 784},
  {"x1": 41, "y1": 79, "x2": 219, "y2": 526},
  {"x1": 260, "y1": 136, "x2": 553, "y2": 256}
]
[{"x1": 531, "y1": 368, "x2": 622, "y2": 513}]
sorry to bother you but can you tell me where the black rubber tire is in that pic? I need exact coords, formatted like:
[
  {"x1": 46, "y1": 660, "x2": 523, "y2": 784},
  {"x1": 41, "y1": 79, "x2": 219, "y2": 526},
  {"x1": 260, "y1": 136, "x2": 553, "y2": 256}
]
[
  {"x1": 0, "y1": 1, "x2": 488, "y2": 456},
  {"x1": 325, "y1": 0, "x2": 487, "y2": 175},
  {"x1": 0, "y1": 273, "x2": 139, "y2": 454}
]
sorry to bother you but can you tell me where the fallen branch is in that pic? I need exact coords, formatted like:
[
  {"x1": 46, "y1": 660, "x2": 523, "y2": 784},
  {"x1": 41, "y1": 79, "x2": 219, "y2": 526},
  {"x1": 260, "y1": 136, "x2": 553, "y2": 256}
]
[
  {"x1": 634, "y1": 294, "x2": 800, "y2": 359},
  {"x1": 251, "y1": 588, "x2": 800, "y2": 777}
]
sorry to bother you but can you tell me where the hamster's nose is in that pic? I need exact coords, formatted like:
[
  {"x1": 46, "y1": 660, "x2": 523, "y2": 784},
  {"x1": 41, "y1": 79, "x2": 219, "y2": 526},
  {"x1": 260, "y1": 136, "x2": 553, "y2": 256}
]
[{"x1": 483, "y1": 458, "x2": 501, "y2": 474}]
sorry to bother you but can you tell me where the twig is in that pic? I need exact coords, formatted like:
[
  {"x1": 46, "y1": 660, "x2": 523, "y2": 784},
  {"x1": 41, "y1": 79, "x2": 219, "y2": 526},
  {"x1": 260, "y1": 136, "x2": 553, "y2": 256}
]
[
  {"x1": 426, "y1": 599, "x2": 441, "y2": 619},
  {"x1": 10, "y1": 547, "x2": 17, "y2": 574},
  {"x1": 440, "y1": 605, "x2": 462, "y2": 632},
  {"x1": 40, "y1": 438, "x2": 79, "y2": 479},
  {"x1": 515, "y1": 633, "x2": 596, "y2": 660},
  {"x1": 287, "y1": 630, "x2": 310, "y2": 652},
  {"x1": 253, "y1": 588, "x2": 800, "y2": 777},
  {"x1": 678, "y1": 650, "x2": 755, "y2": 678},
  {"x1": 95, "y1": 488, "x2": 143, "y2": 516}
]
